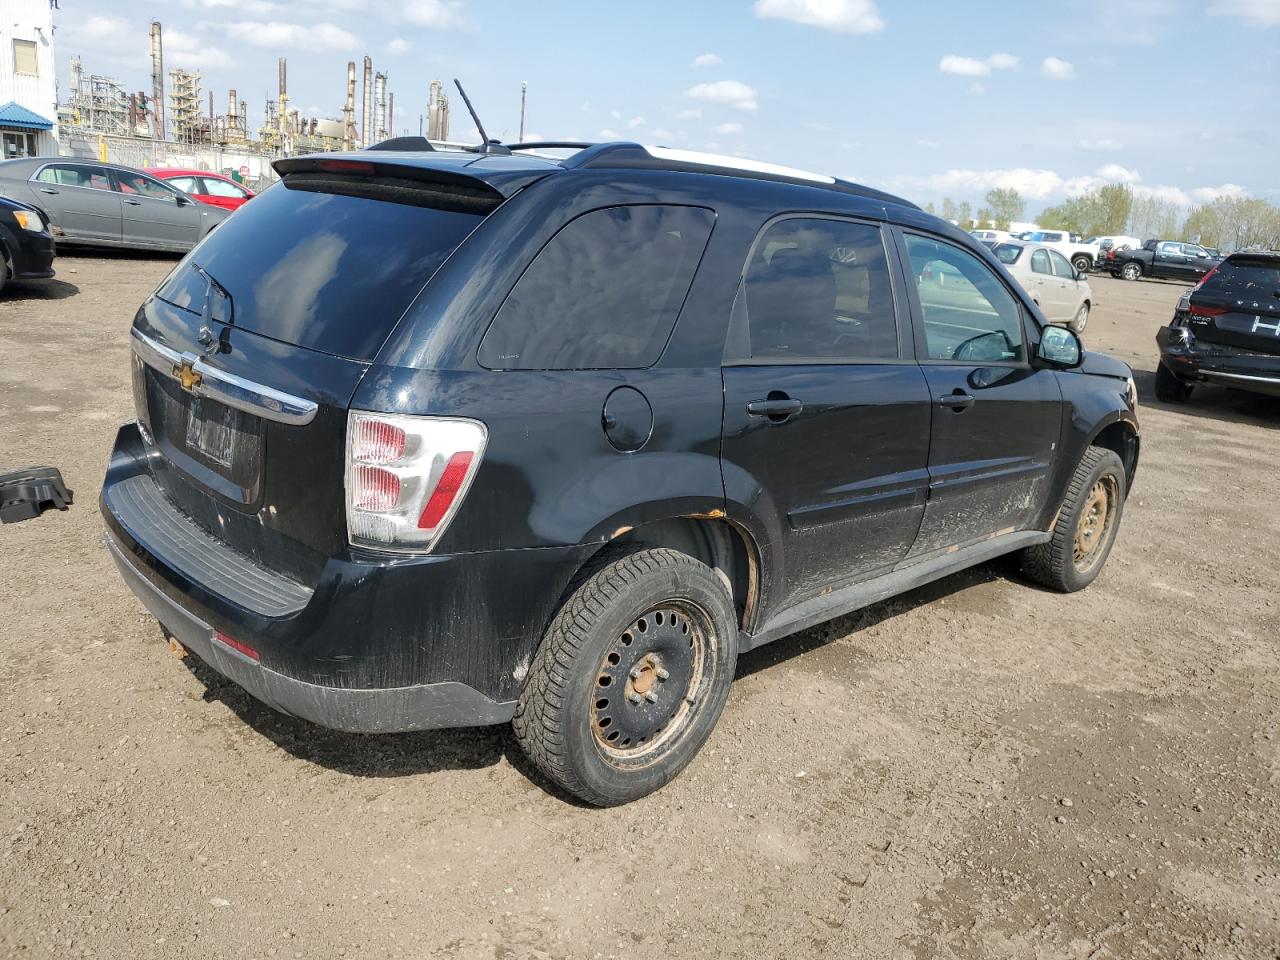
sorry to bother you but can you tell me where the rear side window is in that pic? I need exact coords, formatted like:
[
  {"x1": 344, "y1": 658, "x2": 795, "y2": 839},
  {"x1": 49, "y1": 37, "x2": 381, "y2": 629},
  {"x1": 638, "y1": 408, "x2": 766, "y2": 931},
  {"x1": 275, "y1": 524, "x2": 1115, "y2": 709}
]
[
  {"x1": 36, "y1": 163, "x2": 111, "y2": 191},
  {"x1": 1199, "y1": 258, "x2": 1280, "y2": 298},
  {"x1": 201, "y1": 177, "x2": 249, "y2": 199},
  {"x1": 733, "y1": 217, "x2": 898, "y2": 361},
  {"x1": 478, "y1": 205, "x2": 714, "y2": 370},
  {"x1": 157, "y1": 179, "x2": 485, "y2": 361},
  {"x1": 1030, "y1": 249, "x2": 1052, "y2": 275}
]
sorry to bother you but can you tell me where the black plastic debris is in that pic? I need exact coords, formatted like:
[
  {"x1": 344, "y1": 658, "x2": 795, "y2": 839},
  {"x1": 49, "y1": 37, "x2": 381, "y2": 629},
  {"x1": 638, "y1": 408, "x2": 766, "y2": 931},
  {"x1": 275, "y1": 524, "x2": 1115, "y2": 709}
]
[{"x1": 0, "y1": 467, "x2": 73, "y2": 524}]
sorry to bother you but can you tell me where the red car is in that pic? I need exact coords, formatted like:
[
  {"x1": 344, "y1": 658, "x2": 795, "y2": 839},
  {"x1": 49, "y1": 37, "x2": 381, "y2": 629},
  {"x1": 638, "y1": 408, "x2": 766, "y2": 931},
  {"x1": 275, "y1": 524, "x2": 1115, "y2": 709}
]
[{"x1": 144, "y1": 168, "x2": 255, "y2": 211}]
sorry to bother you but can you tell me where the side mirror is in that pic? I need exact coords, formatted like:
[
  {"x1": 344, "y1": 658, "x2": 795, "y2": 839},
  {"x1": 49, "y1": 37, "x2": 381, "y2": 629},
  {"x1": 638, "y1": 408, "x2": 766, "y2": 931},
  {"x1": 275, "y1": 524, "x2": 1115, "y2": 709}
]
[
  {"x1": 1037, "y1": 325, "x2": 1082, "y2": 367},
  {"x1": 1073, "y1": 269, "x2": 1084, "y2": 281},
  {"x1": 176, "y1": 194, "x2": 193, "y2": 206}
]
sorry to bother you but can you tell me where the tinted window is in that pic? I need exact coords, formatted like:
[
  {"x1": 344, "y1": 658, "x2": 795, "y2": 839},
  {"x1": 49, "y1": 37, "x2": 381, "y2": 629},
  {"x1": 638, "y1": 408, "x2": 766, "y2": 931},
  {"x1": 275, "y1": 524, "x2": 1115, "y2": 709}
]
[
  {"x1": 115, "y1": 170, "x2": 180, "y2": 200},
  {"x1": 907, "y1": 234, "x2": 1026, "y2": 363},
  {"x1": 201, "y1": 177, "x2": 249, "y2": 199},
  {"x1": 1031, "y1": 249, "x2": 1052, "y2": 275},
  {"x1": 478, "y1": 205, "x2": 714, "y2": 370},
  {"x1": 992, "y1": 243, "x2": 1023, "y2": 265},
  {"x1": 1048, "y1": 250, "x2": 1075, "y2": 278},
  {"x1": 1199, "y1": 258, "x2": 1280, "y2": 298},
  {"x1": 735, "y1": 218, "x2": 897, "y2": 361},
  {"x1": 36, "y1": 163, "x2": 112, "y2": 191},
  {"x1": 157, "y1": 179, "x2": 485, "y2": 360}
]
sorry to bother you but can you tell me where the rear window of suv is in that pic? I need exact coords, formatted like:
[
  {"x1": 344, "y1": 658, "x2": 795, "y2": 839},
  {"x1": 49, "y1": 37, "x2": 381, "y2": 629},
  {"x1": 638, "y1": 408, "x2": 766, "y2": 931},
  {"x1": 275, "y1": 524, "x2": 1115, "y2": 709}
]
[
  {"x1": 1198, "y1": 257, "x2": 1280, "y2": 298},
  {"x1": 478, "y1": 204, "x2": 715, "y2": 370},
  {"x1": 156, "y1": 179, "x2": 485, "y2": 361}
]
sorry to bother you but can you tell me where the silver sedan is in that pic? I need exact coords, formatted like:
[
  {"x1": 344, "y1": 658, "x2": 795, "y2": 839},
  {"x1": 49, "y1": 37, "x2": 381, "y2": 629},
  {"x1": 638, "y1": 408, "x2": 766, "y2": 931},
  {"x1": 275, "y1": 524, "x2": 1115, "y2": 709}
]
[
  {"x1": 0, "y1": 158, "x2": 229, "y2": 252},
  {"x1": 993, "y1": 241, "x2": 1092, "y2": 333}
]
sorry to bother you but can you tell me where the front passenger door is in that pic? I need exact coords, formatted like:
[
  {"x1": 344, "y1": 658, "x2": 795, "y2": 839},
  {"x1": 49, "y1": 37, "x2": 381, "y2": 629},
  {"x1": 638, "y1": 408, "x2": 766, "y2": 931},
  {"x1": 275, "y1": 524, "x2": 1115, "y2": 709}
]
[
  {"x1": 111, "y1": 168, "x2": 202, "y2": 249},
  {"x1": 901, "y1": 233, "x2": 1063, "y2": 557}
]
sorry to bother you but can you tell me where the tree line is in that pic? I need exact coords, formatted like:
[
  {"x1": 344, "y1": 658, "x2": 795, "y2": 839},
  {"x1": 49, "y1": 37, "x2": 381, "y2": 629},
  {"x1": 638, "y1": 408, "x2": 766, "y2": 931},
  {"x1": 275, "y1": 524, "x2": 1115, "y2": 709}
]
[{"x1": 923, "y1": 186, "x2": 1280, "y2": 251}]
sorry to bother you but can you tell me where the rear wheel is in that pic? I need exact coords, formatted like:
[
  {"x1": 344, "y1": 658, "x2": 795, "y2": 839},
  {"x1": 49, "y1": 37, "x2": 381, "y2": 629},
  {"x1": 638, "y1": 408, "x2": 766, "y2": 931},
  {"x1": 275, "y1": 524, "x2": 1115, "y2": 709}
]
[
  {"x1": 1071, "y1": 254, "x2": 1092, "y2": 274},
  {"x1": 1154, "y1": 361, "x2": 1194, "y2": 403},
  {"x1": 1022, "y1": 447, "x2": 1126, "y2": 593},
  {"x1": 1121, "y1": 262, "x2": 1142, "y2": 281},
  {"x1": 513, "y1": 547, "x2": 738, "y2": 806},
  {"x1": 1070, "y1": 302, "x2": 1090, "y2": 334}
]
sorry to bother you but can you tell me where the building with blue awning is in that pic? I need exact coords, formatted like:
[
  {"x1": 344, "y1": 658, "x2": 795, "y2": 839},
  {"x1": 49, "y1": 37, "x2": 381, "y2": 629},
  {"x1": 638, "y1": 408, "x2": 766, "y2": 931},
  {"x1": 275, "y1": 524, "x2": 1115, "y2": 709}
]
[{"x1": 0, "y1": 1, "x2": 60, "y2": 158}]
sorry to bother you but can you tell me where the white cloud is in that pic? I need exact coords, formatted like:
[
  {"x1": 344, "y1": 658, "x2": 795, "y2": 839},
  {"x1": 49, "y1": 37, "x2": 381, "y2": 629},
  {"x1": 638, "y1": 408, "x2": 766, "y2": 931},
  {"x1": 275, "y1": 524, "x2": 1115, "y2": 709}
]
[
  {"x1": 403, "y1": 0, "x2": 468, "y2": 29},
  {"x1": 691, "y1": 52, "x2": 722, "y2": 68},
  {"x1": 685, "y1": 80, "x2": 758, "y2": 111},
  {"x1": 221, "y1": 21, "x2": 360, "y2": 50},
  {"x1": 610, "y1": 109, "x2": 622, "y2": 119},
  {"x1": 754, "y1": 0, "x2": 885, "y2": 34},
  {"x1": 715, "y1": 121, "x2": 744, "y2": 134},
  {"x1": 1208, "y1": 0, "x2": 1280, "y2": 25},
  {"x1": 62, "y1": 15, "x2": 133, "y2": 48},
  {"x1": 939, "y1": 53, "x2": 1020, "y2": 77},
  {"x1": 676, "y1": 108, "x2": 703, "y2": 120},
  {"x1": 650, "y1": 127, "x2": 675, "y2": 140},
  {"x1": 166, "y1": 27, "x2": 236, "y2": 69},
  {"x1": 1096, "y1": 163, "x2": 1141, "y2": 183},
  {"x1": 1078, "y1": 138, "x2": 1123, "y2": 151},
  {"x1": 915, "y1": 139, "x2": 942, "y2": 150},
  {"x1": 386, "y1": 37, "x2": 410, "y2": 55},
  {"x1": 182, "y1": 0, "x2": 279, "y2": 13},
  {"x1": 598, "y1": 128, "x2": 619, "y2": 139},
  {"x1": 1041, "y1": 56, "x2": 1075, "y2": 80},
  {"x1": 627, "y1": 115, "x2": 646, "y2": 129},
  {"x1": 1135, "y1": 182, "x2": 1248, "y2": 206}
]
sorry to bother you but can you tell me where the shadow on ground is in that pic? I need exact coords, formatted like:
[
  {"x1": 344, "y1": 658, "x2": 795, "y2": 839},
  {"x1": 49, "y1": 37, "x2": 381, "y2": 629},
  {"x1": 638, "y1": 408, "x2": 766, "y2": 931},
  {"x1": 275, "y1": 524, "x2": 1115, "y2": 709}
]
[
  {"x1": 1133, "y1": 366, "x2": 1280, "y2": 430},
  {"x1": 1, "y1": 278, "x2": 79, "y2": 301}
]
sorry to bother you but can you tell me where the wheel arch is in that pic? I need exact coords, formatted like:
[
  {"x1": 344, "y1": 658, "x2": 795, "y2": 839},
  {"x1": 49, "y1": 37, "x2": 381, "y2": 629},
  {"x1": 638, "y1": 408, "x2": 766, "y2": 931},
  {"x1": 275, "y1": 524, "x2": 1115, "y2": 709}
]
[{"x1": 1087, "y1": 417, "x2": 1140, "y2": 490}]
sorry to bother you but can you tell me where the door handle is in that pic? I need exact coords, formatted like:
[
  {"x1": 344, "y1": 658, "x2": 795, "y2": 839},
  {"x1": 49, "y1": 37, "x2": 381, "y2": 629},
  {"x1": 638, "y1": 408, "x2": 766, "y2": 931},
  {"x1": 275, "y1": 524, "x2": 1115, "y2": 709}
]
[
  {"x1": 937, "y1": 391, "x2": 975, "y2": 410},
  {"x1": 746, "y1": 397, "x2": 803, "y2": 422},
  {"x1": 39, "y1": 187, "x2": 57, "y2": 194},
  {"x1": 123, "y1": 198, "x2": 142, "y2": 205}
]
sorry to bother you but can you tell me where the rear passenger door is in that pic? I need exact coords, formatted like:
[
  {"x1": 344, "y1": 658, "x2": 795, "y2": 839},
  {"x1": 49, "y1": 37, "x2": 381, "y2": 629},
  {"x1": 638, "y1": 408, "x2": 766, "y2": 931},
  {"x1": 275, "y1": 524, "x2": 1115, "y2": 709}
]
[
  {"x1": 1027, "y1": 248, "x2": 1067, "y2": 322},
  {"x1": 111, "y1": 168, "x2": 202, "y2": 249},
  {"x1": 30, "y1": 162, "x2": 122, "y2": 243},
  {"x1": 900, "y1": 232, "x2": 1062, "y2": 557},
  {"x1": 720, "y1": 216, "x2": 932, "y2": 612}
]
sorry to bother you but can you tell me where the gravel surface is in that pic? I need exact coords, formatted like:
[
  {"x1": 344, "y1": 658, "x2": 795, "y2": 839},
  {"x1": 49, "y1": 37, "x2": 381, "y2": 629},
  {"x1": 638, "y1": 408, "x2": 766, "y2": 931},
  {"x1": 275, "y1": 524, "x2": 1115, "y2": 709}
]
[{"x1": 1, "y1": 255, "x2": 1277, "y2": 959}]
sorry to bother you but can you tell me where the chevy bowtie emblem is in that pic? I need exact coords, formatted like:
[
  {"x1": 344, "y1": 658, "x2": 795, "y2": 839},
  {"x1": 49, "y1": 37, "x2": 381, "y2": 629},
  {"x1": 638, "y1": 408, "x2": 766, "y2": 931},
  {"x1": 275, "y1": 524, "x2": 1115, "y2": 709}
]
[{"x1": 174, "y1": 359, "x2": 203, "y2": 391}]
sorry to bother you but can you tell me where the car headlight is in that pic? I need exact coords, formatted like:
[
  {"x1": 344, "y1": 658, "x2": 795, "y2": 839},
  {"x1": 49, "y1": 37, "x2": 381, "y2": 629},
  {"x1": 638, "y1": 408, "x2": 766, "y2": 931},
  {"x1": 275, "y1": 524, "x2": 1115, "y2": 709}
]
[
  {"x1": 12, "y1": 210, "x2": 44, "y2": 233},
  {"x1": 1126, "y1": 376, "x2": 1138, "y2": 411}
]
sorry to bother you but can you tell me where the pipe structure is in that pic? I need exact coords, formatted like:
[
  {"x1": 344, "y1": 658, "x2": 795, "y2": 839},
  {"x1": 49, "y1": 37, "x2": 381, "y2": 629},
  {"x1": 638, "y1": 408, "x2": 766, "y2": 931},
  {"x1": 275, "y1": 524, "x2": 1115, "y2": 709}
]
[
  {"x1": 374, "y1": 72, "x2": 386, "y2": 142},
  {"x1": 149, "y1": 21, "x2": 165, "y2": 140},
  {"x1": 344, "y1": 61, "x2": 356, "y2": 150},
  {"x1": 361, "y1": 56, "x2": 373, "y2": 148}
]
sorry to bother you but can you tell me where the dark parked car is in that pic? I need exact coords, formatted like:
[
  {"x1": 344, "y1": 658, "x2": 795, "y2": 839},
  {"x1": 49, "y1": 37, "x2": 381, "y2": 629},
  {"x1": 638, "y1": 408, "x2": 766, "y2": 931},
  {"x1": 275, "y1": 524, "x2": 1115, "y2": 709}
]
[
  {"x1": 0, "y1": 193, "x2": 55, "y2": 291},
  {"x1": 1110, "y1": 238, "x2": 1221, "y2": 282},
  {"x1": 1155, "y1": 252, "x2": 1280, "y2": 400},
  {"x1": 102, "y1": 144, "x2": 1140, "y2": 805},
  {"x1": 0, "y1": 158, "x2": 228, "y2": 252}
]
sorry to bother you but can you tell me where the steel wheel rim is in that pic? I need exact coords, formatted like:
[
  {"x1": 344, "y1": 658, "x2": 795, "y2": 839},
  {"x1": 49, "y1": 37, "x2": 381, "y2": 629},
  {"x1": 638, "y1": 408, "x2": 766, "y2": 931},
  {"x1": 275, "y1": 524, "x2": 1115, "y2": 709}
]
[
  {"x1": 590, "y1": 599, "x2": 712, "y2": 762},
  {"x1": 1073, "y1": 475, "x2": 1117, "y2": 572},
  {"x1": 1075, "y1": 304, "x2": 1088, "y2": 332}
]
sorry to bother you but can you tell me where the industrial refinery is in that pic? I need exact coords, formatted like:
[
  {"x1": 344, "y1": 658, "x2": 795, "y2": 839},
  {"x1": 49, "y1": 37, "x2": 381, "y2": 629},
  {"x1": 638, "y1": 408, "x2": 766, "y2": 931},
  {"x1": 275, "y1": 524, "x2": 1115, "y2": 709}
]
[{"x1": 52, "y1": 19, "x2": 452, "y2": 184}]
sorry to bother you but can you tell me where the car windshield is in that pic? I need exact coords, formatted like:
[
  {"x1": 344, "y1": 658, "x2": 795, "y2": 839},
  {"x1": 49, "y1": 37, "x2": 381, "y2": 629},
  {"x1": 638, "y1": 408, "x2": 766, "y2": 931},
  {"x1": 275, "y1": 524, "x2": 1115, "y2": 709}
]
[{"x1": 992, "y1": 243, "x2": 1024, "y2": 265}]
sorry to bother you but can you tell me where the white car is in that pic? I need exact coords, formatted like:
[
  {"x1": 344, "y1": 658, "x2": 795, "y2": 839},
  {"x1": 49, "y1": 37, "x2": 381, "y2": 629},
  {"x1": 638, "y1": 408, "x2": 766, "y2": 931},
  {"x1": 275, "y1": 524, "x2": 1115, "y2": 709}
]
[
  {"x1": 970, "y1": 228, "x2": 1013, "y2": 246},
  {"x1": 992, "y1": 241, "x2": 1092, "y2": 333},
  {"x1": 1023, "y1": 230, "x2": 1099, "y2": 275}
]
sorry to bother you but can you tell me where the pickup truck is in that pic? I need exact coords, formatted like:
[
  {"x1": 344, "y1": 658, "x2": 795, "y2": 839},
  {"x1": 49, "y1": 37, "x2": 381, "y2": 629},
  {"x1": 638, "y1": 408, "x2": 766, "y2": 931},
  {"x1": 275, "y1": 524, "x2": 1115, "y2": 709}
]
[
  {"x1": 1109, "y1": 239, "x2": 1222, "y2": 282},
  {"x1": 1024, "y1": 231, "x2": 1099, "y2": 275}
]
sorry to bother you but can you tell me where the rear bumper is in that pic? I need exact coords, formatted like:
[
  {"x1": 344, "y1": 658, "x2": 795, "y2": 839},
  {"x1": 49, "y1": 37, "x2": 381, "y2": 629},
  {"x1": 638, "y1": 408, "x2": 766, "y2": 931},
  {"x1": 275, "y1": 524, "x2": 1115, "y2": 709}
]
[
  {"x1": 101, "y1": 421, "x2": 593, "y2": 731},
  {"x1": 105, "y1": 534, "x2": 516, "y2": 731},
  {"x1": 1157, "y1": 325, "x2": 1280, "y2": 397}
]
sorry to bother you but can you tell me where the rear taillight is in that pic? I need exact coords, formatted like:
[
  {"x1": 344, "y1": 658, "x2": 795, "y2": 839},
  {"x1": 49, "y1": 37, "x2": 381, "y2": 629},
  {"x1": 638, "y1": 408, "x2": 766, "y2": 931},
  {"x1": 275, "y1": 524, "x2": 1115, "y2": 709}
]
[
  {"x1": 1188, "y1": 303, "x2": 1228, "y2": 318},
  {"x1": 344, "y1": 411, "x2": 487, "y2": 552}
]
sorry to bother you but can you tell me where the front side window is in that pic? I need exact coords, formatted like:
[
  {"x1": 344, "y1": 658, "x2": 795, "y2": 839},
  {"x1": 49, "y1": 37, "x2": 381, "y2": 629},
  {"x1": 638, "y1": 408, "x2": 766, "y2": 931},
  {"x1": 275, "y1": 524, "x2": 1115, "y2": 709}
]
[
  {"x1": 1184, "y1": 244, "x2": 1209, "y2": 259},
  {"x1": 478, "y1": 205, "x2": 714, "y2": 370},
  {"x1": 200, "y1": 177, "x2": 249, "y2": 199},
  {"x1": 1030, "y1": 249, "x2": 1052, "y2": 275},
  {"x1": 114, "y1": 170, "x2": 180, "y2": 201},
  {"x1": 1048, "y1": 250, "x2": 1075, "y2": 278},
  {"x1": 906, "y1": 234, "x2": 1026, "y2": 364},
  {"x1": 13, "y1": 39, "x2": 37, "y2": 76},
  {"x1": 36, "y1": 163, "x2": 112, "y2": 190},
  {"x1": 1158, "y1": 241, "x2": 1183, "y2": 256}
]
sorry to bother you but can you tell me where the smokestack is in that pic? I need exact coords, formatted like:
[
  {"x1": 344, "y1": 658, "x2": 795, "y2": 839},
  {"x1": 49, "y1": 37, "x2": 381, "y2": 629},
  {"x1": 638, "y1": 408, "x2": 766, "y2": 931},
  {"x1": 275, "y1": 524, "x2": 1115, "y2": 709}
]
[
  {"x1": 149, "y1": 21, "x2": 165, "y2": 140},
  {"x1": 361, "y1": 56, "x2": 373, "y2": 148},
  {"x1": 344, "y1": 61, "x2": 356, "y2": 150},
  {"x1": 374, "y1": 72, "x2": 387, "y2": 142},
  {"x1": 278, "y1": 57, "x2": 287, "y2": 99},
  {"x1": 519, "y1": 81, "x2": 527, "y2": 143},
  {"x1": 388, "y1": 92, "x2": 395, "y2": 138}
]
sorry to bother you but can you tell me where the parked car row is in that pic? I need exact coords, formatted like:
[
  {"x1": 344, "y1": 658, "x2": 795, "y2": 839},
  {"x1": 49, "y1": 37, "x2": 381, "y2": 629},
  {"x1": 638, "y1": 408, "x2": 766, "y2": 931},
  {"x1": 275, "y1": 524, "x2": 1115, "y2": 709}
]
[
  {"x1": 1104, "y1": 238, "x2": 1221, "y2": 282},
  {"x1": 0, "y1": 158, "x2": 255, "y2": 254}
]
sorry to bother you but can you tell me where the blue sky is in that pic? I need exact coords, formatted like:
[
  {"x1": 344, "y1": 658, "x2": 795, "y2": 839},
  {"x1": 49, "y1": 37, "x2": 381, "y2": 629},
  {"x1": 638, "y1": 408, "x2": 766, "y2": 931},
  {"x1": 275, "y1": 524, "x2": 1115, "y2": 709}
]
[{"x1": 58, "y1": 0, "x2": 1279, "y2": 214}]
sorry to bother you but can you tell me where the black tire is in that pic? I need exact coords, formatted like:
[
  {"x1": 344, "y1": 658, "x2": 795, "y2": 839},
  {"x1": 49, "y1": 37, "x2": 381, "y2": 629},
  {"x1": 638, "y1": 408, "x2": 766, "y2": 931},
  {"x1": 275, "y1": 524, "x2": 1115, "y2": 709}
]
[
  {"x1": 513, "y1": 547, "x2": 738, "y2": 806},
  {"x1": 1121, "y1": 262, "x2": 1142, "y2": 281},
  {"x1": 1154, "y1": 361, "x2": 1194, "y2": 403},
  {"x1": 1072, "y1": 254, "x2": 1092, "y2": 274},
  {"x1": 1021, "y1": 447, "x2": 1126, "y2": 593},
  {"x1": 1070, "y1": 301, "x2": 1090, "y2": 334}
]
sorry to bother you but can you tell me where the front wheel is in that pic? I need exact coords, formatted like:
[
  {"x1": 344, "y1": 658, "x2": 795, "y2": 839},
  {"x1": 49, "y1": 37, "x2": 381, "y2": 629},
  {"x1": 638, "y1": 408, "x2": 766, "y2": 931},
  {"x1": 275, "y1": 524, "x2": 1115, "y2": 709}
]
[
  {"x1": 1121, "y1": 262, "x2": 1143, "y2": 281},
  {"x1": 1070, "y1": 302, "x2": 1090, "y2": 334},
  {"x1": 513, "y1": 547, "x2": 738, "y2": 806},
  {"x1": 1072, "y1": 254, "x2": 1093, "y2": 274},
  {"x1": 1021, "y1": 447, "x2": 1126, "y2": 593}
]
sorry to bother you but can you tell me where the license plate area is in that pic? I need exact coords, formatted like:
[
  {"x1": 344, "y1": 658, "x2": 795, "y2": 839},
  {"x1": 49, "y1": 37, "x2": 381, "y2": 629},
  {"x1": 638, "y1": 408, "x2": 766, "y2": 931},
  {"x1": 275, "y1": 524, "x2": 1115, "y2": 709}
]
[{"x1": 185, "y1": 397, "x2": 237, "y2": 469}]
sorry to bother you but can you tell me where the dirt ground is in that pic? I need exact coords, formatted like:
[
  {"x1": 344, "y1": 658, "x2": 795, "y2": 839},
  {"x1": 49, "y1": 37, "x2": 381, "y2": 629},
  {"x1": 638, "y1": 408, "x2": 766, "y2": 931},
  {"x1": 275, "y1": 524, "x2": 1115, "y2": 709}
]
[{"x1": 1, "y1": 254, "x2": 1277, "y2": 960}]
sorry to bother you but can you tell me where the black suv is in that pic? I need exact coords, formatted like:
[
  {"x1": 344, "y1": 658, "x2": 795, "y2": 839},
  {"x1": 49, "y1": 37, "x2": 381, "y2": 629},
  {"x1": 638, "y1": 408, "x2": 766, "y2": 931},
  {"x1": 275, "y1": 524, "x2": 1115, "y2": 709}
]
[
  {"x1": 1156, "y1": 252, "x2": 1280, "y2": 401},
  {"x1": 102, "y1": 143, "x2": 1140, "y2": 805}
]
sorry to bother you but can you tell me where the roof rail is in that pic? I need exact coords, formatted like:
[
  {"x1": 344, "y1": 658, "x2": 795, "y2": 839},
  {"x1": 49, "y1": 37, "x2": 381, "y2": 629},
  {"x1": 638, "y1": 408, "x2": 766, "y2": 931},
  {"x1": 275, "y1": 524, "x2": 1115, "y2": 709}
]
[
  {"x1": 507, "y1": 141, "x2": 595, "y2": 152},
  {"x1": 561, "y1": 142, "x2": 919, "y2": 210}
]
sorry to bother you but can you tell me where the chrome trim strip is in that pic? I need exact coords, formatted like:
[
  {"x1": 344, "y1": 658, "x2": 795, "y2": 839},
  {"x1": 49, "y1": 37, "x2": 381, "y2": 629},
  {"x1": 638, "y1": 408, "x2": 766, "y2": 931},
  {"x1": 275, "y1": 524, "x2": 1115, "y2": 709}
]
[
  {"x1": 130, "y1": 327, "x2": 319, "y2": 426},
  {"x1": 1202, "y1": 370, "x2": 1280, "y2": 385}
]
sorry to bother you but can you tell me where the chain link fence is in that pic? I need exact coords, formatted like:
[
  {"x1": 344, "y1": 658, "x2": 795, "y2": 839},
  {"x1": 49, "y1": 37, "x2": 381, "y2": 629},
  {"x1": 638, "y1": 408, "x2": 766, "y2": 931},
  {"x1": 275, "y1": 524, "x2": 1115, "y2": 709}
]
[{"x1": 58, "y1": 126, "x2": 281, "y2": 191}]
